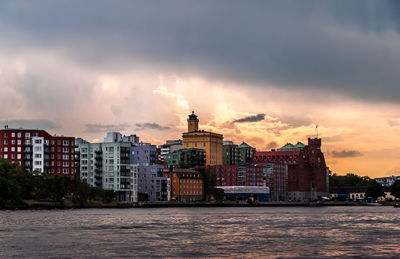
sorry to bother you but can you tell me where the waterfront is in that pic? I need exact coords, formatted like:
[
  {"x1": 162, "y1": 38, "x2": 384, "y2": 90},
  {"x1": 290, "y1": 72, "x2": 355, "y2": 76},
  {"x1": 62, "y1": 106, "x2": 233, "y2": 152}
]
[{"x1": 1, "y1": 207, "x2": 400, "y2": 258}]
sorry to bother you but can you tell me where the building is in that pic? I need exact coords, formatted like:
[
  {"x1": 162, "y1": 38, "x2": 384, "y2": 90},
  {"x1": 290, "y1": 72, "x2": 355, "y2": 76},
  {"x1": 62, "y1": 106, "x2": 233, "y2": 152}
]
[
  {"x1": 164, "y1": 168, "x2": 204, "y2": 202},
  {"x1": 375, "y1": 176, "x2": 400, "y2": 187},
  {"x1": 213, "y1": 165, "x2": 239, "y2": 186},
  {"x1": 164, "y1": 148, "x2": 205, "y2": 168},
  {"x1": 223, "y1": 141, "x2": 239, "y2": 165},
  {"x1": 182, "y1": 111, "x2": 223, "y2": 166},
  {"x1": 77, "y1": 141, "x2": 137, "y2": 202},
  {"x1": 0, "y1": 126, "x2": 75, "y2": 177},
  {"x1": 104, "y1": 132, "x2": 139, "y2": 145},
  {"x1": 252, "y1": 138, "x2": 329, "y2": 201},
  {"x1": 131, "y1": 143, "x2": 157, "y2": 166},
  {"x1": 219, "y1": 186, "x2": 270, "y2": 202},
  {"x1": 136, "y1": 164, "x2": 170, "y2": 202},
  {"x1": 246, "y1": 163, "x2": 288, "y2": 201},
  {"x1": 237, "y1": 142, "x2": 255, "y2": 165},
  {"x1": 238, "y1": 166, "x2": 247, "y2": 186},
  {"x1": 159, "y1": 139, "x2": 182, "y2": 161}
]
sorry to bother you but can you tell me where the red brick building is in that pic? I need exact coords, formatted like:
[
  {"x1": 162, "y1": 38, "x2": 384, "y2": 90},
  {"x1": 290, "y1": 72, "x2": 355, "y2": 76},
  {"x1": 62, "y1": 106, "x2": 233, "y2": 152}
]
[
  {"x1": 245, "y1": 163, "x2": 288, "y2": 201},
  {"x1": 0, "y1": 126, "x2": 75, "y2": 177},
  {"x1": 214, "y1": 165, "x2": 239, "y2": 186},
  {"x1": 252, "y1": 138, "x2": 328, "y2": 201}
]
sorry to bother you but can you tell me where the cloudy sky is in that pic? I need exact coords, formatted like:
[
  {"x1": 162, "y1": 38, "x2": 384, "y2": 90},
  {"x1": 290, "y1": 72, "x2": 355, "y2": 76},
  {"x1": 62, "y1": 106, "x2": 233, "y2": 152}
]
[{"x1": 1, "y1": 0, "x2": 400, "y2": 177}]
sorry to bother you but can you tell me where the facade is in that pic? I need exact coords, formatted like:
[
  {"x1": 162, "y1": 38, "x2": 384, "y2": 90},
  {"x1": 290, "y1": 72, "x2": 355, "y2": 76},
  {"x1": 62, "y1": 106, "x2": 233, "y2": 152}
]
[
  {"x1": 131, "y1": 143, "x2": 157, "y2": 166},
  {"x1": 182, "y1": 111, "x2": 223, "y2": 166},
  {"x1": 131, "y1": 145, "x2": 170, "y2": 202},
  {"x1": 219, "y1": 186, "x2": 270, "y2": 202},
  {"x1": 213, "y1": 165, "x2": 239, "y2": 186},
  {"x1": 223, "y1": 141, "x2": 239, "y2": 165},
  {"x1": 164, "y1": 168, "x2": 204, "y2": 202},
  {"x1": 0, "y1": 127, "x2": 75, "y2": 177},
  {"x1": 253, "y1": 138, "x2": 328, "y2": 201},
  {"x1": 238, "y1": 166, "x2": 247, "y2": 186},
  {"x1": 137, "y1": 164, "x2": 170, "y2": 202},
  {"x1": 246, "y1": 163, "x2": 288, "y2": 201},
  {"x1": 237, "y1": 142, "x2": 256, "y2": 165},
  {"x1": 164, "y1": 148, "x2": 205, "y2": 168},
  {"x1": 78, "y1": 142, "x2": 137, "y2": 202}
]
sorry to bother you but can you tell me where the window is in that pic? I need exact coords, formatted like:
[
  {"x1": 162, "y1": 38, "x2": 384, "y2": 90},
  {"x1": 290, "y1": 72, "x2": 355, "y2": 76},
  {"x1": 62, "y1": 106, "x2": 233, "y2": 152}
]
[
  {"x1": 25, "y1": 132, "x2": 30, "y2": 138},
  {"x1": 34, "y1": 161, "x2": 42, "y2": 165},
  {"x1": 17, "y1": 147, "x2": 21, "y2": 152},
  {"x1": 11, "y1": 132, "x2": 15, "y2": 137},
  {"x1": 63, "y1": 155, "x2": 69, "y2": 160},
  {"x1": 63, "y1": 147, "x2": 69, "y2": 153},
  {"x1": 33, "y1": 132, "x2": 38, "y2": 137},
  {"x1": 25, "y1": 139, "x2": 30, "y2": 145},
  {"x1": 63, "y1": 169, "x2": 69, "y2": 174},
  {"x1": 11, "y1": 139, "x2": 15, "y2": 145},
  {"x1": 34, "y1": 146, "x2": 42, "y2": 152},
  {"x1": 63, "y1": 162, "x2": 69, "y2": 167},
  {"x1": 11, "y1": 147, "x2": 15, "y2": 152},
  {"x1": 4, "y1": 140, "x2": 7, "y2": 145},
  {"x1": 17, "y1": 140, "x2": 21, "y2": 145},
  {"x1": 4, "y1": 133, "x2": 8, "y2": 137},
  {"x1": 34, "y1": 154, "x2": 42, "y2": 158},
  {"x1": 17, "y1": 154, "x2": 21, "y2": 159},
  {"x1": 4, "y1": 147, "x2": 8, "y2": 152},
  {"x1": 4, "y1": 154, "x2": 8, "y2": 159},
  {"x1": 17, "y1": 132, "x2": 21, "y2": 138},
  {"x1": 35, "y1": 139, "x2": 42, "y2": 144},
  {"x1": 63, "y1": 140, "x2": 69, "y2": 146}
]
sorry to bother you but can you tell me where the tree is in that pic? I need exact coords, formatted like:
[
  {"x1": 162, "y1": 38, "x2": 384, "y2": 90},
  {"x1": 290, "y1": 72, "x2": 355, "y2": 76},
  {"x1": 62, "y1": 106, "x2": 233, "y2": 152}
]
[
  {"x1": 390, "y1": 180, "x2": 400, "y2": 199},
  {"x1": 365, "y1": 180, "x2": 385, "y2": 199}
]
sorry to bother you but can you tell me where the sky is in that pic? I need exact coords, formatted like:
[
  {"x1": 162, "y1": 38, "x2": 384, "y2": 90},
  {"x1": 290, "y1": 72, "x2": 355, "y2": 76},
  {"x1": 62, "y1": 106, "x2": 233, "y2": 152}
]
[{"x1": 0, "y1": 0, "x2": 399, "y2": 177}]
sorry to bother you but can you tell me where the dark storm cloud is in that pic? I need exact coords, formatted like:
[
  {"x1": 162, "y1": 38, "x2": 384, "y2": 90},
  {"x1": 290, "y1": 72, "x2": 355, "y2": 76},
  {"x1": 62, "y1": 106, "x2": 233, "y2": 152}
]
[
  {"x1": 85, "y1": 123, "x2": 130, "y2": 133},
  {"x1": 1, "y1": 0, "x2": 400, "y2": 102},
  {"x1": 330, "y1": 150, "x2": 364, "y2": 158},
  {"x1": 135, "y1": 123, "x2": 170, "y2": 131},
  {"x1": 234, "y1": 114, "x2": 265, "y2": 123},
  {"x1": 0, "y1": 120, "x2": 58, "y2": 130}
]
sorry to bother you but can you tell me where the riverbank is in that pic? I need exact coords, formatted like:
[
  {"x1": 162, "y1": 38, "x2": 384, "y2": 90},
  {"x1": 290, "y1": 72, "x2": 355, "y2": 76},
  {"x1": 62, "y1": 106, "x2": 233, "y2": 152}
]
[{"x1": 2, "y1": 200, "x2": 399, "y2": 210}]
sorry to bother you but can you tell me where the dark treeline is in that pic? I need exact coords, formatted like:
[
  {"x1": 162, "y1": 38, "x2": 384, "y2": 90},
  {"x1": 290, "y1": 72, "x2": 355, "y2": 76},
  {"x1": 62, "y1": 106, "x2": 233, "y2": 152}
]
[
  {"x1": 329, "y1": 173, "x2": 371, "y2": 187},
  {"x1": 0, "y1": 159, "x2": 115, "y2": 206}
]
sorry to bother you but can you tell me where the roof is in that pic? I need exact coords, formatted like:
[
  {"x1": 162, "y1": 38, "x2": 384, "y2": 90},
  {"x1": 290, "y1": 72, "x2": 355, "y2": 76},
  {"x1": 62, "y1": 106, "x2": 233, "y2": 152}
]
[
  {"x1": 277, "y1": 141, "x2": 305, "y2": 151},
  {"x1": 219, "y1": 186, "x2": 270, "y2": 194},
  {"x1": 237, "y1": 142, "x2": 253, "y2": 148}
]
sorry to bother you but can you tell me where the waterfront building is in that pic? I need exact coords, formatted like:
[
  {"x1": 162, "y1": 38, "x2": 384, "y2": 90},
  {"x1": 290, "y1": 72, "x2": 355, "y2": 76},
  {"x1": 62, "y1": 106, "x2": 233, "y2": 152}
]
[
  {"x1": 0, "y1": 126, "x2": 75, "y2": 177},
  {"x1": 131, "y1": 144, "x2": 170, "y2": 202},
  {"x1": 375, "y1": 176, "x2": 400, "y2": 187},
  {"x1": 238, "y1": 165, "x2": 247, "y2": 186},
  {"x1": 253, "y1": 138, "x2": 329, "y2": 201},
  {"x1": 77, "y1": 141, "x2": 137, "y2": 202},
  {"x1": 237, "y1": 142, "x2": 255, "y2": 165},
  {"x1": 246, "y1": 163, "x2": 288, "y2": 201},
  {"x1": 164, "y1": 168, "x2": 204, "y2": 202},
  {"x1": 182, "y1": 111, "x2": 223, "y2": 166},
  {"x1": 219, "y1": 186, "x2": 270, "y2": 202},
  {"x1": 137, "y1": 164, "x2": 170, "y2": 202},
  {"x1": 164, "y1": 148, "x2": 205, "y2": 168},
  {"x1": 159, "y1": 139, "x2": 182, "y2": 161},
  {"x1": 223, "y1": 141, "x2": 239, "y2": 165}
]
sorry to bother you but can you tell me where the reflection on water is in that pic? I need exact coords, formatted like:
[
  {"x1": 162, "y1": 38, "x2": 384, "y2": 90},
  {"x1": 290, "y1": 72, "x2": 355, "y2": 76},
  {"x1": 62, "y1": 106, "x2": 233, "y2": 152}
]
[{"x1": 1, "y1": 207, "x2": 400, "y2": 258}]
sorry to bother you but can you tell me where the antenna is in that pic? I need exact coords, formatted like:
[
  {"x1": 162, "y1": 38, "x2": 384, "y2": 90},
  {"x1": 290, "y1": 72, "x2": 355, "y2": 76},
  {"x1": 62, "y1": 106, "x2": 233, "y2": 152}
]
[{"x1": 316, "y1": 124, "x2": 318, "y2": 138}]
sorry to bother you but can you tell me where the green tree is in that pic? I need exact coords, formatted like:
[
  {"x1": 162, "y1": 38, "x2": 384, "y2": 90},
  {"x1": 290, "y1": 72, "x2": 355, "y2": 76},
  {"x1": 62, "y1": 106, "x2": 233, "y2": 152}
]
[
  {"x1": 390, "y1": 180, "x2": 400, "y2": 199},
  {"x1": 365, "y1": 180, "x2": 385, "y2": 199}
]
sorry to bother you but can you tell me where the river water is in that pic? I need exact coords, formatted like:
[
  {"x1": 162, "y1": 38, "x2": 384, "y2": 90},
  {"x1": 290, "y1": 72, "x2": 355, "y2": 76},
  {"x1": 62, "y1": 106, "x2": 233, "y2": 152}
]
[{"x1": 1, "y1": 206, "x2": 400, "y2": 258}]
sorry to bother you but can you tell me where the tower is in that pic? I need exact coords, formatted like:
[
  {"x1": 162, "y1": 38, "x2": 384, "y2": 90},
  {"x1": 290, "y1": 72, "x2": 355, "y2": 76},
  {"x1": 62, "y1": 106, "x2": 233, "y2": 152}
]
[{"x1": 187, "y1": 111, "x2": 199, "y2": 132}]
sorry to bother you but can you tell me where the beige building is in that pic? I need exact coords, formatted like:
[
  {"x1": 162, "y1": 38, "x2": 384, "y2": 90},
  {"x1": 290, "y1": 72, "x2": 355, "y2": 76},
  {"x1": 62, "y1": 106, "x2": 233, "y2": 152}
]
[{"x1": 182, "y1": 111, "x2": 223, "y2": 166}]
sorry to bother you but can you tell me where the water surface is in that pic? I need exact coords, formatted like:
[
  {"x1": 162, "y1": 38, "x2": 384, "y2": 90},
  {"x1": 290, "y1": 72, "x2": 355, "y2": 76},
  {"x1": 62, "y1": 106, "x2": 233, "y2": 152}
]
[{"x1": 1, "y1": 207, "x2": 400, "y2": 258}]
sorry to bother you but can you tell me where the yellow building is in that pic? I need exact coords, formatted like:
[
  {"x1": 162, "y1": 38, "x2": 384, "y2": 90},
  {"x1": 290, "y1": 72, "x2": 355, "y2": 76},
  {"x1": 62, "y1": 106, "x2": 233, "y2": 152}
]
[{"x1": 182, "y1": 111, "x2": 223, "y2": 166}]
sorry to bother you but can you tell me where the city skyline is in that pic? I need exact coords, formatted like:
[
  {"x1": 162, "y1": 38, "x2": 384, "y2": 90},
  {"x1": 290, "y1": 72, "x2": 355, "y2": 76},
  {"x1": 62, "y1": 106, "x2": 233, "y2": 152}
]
[{"x1": 1, "y1": 0, "x2": 400, "y2": 178}]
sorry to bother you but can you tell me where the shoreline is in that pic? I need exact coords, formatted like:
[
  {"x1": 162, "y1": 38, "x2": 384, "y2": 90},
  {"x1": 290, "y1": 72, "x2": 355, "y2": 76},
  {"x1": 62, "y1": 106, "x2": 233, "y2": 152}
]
[{"x1": 1, "y1": 201, "x2": 397, "y2": 210}]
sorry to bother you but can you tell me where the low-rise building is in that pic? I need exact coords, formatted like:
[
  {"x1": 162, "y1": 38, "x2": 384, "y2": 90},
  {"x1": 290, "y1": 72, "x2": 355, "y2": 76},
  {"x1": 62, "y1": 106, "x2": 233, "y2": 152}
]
[
  {"x1": 0, "y1": 126, "x2": 76, "y2": 177},
  {"x1": 164, "y1": 168, "x2": 204, "y2": 202},
  {"x1": 137, "y1": 164, "x2": 170, "y2": 202},
  {"x1": 214, "y1": 165, "x2": 239, "y2": 186},
  {"x1": 219, "y1": 186, "x2": 270, "y2": 202}
]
